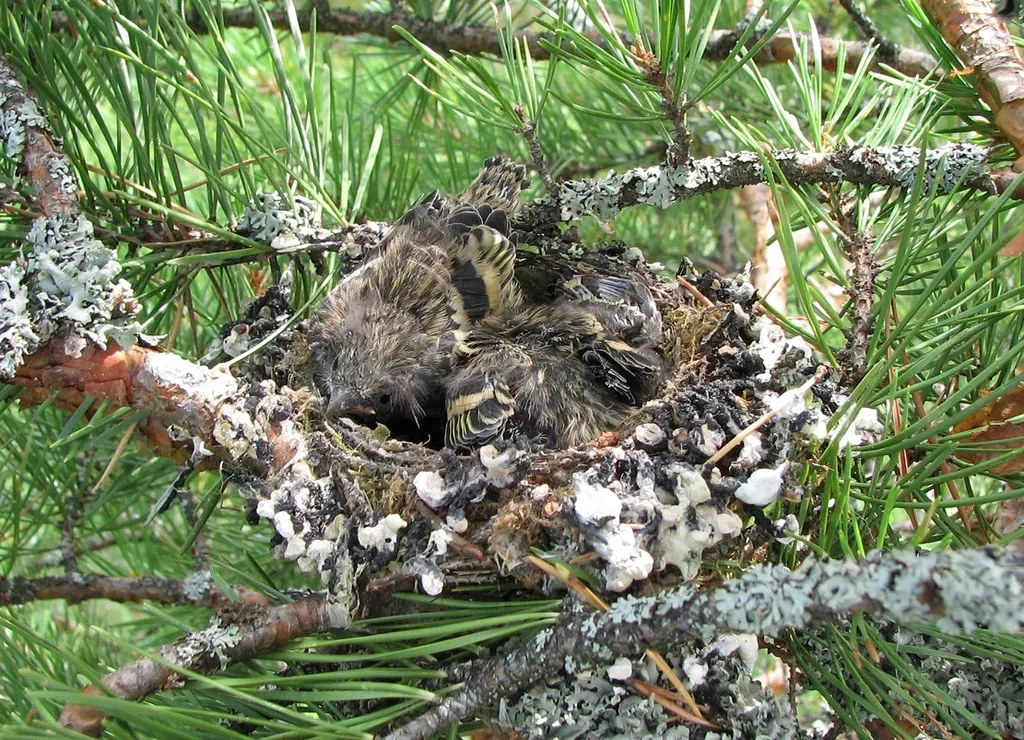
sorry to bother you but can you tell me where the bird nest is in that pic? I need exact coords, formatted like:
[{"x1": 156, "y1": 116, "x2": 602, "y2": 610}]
[{"x1": 209, "y1": 235, "x2": 868, "y2": 617}]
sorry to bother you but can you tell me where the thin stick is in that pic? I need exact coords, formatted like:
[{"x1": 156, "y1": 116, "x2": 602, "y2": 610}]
[{"x1": 705, "y1": 365, "x2": 829, "y2": 466}]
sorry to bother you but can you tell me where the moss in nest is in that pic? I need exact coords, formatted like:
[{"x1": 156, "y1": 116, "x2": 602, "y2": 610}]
[
  {"x1": 350, "y1": 467, "x2": 398, "y2": 510},
  {"x1": 381, "y1": 474, "x2": 418, "y2": 523},
  {"x1": 489, "y1": 496, "x2": 548, "y2": 572},
  {"x1": 287, "y1": 386, "x2": 320, "y2": 431},
  {"x1": 662, "y1": 302, "x2": 721, "y2": 370}
]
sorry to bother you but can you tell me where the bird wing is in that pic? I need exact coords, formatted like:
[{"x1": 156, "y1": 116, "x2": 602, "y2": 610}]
[
  {"x1": 445, "y1": 371, "x2": 516, "y2": 448},
  {"x1": 457, "y1": 156, "x2": 528, "y2": 218},
  {"x1": 581, "y1": 335, "x2": 661, "y2": 403},
  {"x1": 449, "y1": 222, "x2": 521, "y2": 323}
]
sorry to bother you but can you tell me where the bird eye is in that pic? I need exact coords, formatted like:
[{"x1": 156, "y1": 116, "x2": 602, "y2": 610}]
[{"x1": 378, "y1": 393, "x2": 392, "y2": 406}]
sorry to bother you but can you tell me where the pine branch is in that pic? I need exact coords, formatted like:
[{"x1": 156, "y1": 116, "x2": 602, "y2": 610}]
[
  {"x1": 384, "y1": 547, "x2": 1024, "y2": 740},
  {"x1": 922, "y1": 0, "x2": 1024, "y2": 161},
  {"x1": 29, "y1": 531, "x2": 124, "y2": 569},
  {"x1": 521, "y1": 143, "x2": 1008, "y2": 226},
  {"x1": 513, "y1": 105, "x2": 555, "y2": 197},
  {"x1": 0, "y1": 54, "x2": 78, "y2": 218},
  {"x1": 0, "y1": 573, "x2": 266, "y2": 609},
  {"x1": 58, "y1": 594, "x2": 331, "y2": 737},
  {"x1": 835, "y1": 207, "x2": 878, "y2": 383},
  {"x1": 41, "y1": 4, "x2": 940, "y2": 78},
  {"x1": 11, "y1": 344, "x2": 254, "y2": 464},
  {"x1": 0, "y1": 52, "x2": 140, "y2": 378},
  {"x1": 702, "y1": 21, "x2": 937, "y2": 77}
]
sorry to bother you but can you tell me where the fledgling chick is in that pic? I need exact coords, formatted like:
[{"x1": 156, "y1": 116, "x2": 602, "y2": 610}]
[
  {"x1": 308, "y1": 157, "x2": 527, "y2": 430},
  {"x1": 444, "y1": 280, "x2": 664, "y2": 449}
]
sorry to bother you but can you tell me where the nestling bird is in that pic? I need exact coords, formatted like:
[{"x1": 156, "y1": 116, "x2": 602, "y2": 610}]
[
  {"x1": 307, "y1": 157, "x2": 528, "y2": 432},
  {"x1": 444, "y1": 274, "x2": 664, "y2": 449}
]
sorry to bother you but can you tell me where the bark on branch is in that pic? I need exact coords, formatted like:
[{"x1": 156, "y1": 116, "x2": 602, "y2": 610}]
[
  {"x1": 0, "y1": 54, "x2": 78, "y2": 218},
  {"x1": 132, "y1": 144, "x2": 1020, "y2": 266},
  {"x1": 0, "y1": 52, "x2": 141, "y2": 377},
  {"x1": 521, "y1": 143, "x2": 1008, "y2": 227},
  {"x1": 922, "y1": 0, "x2": 1024, "y2": 161}
]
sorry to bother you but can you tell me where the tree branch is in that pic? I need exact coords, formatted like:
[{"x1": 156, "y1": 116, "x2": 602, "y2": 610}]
[
  {"x1": 702, "y1": 23, "x2": 937, "y2": 78},
  {"x1": 40, "y1": 5, "x2": 940, "y2": 78},
  {"x1": 0, "y1": 52, "x2": 141, "y2": 377},
  {"x1": 922, "y1": 0, "x2": 1024, "y2": 161},
  {"x1": 521, "y1": 143, "x2": 1007, "y2": 226},
  {"x1": 838, "y1": 0, "x2": 902, "y2": 61},
  {"x1": 384, "y1": 547, "x2": 1024, "y2": 740},
  {"x1": 0, "y1": 572, "x2": 267, "y2": 609},
  {"x1": 59, "y1": 594, "x2": 331, "y2": 736},
  {"x1": 837, "y1": 223, "x2": 877, "y2": 383},
  {"x1": 0, "y1": 54, "x2": 78, "y2": 218}
]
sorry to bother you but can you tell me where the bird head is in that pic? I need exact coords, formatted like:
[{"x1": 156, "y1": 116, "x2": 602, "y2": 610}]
[{"x1": 310, "y1": 292, "x2": 446, "y2": 426}]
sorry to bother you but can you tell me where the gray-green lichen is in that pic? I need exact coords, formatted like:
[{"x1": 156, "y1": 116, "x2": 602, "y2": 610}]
[
  {"x1": 800, "y1": 623, "x2": 1024, "y2": 736},
  {"x1": 0, "y1": 263, "x2": 37, "y2": 377},
  {"x1": 182, "y1": 570, "x2": 213, "y2": 601},
  {"x1": 0, "y1": 91, "x2": 51, "y2": 160},
  {"x1": 523, "y1": 143, "x2": 990, "y2": 226},
  {"x1": 490, "y1": 549, "x2": 1022, "y2": 740},
  {"x1": 500, "y1": 639, "x2": 799, "y2": 740},
  {"x1": 0, "y1": 215, "x2": 141, "y2": 377},
  {"x1": 848, "y1": 143, "x2": 988, "y2": 194},
  {"x1": 174, "y1": 619, "x2": 243, "y2": 671},
  {"x1": 711, "y1": 548, "x2": 1022, "y2": 640},
  {"x1": 236, "y1": 193, "x2": 321, "y2": 244}
]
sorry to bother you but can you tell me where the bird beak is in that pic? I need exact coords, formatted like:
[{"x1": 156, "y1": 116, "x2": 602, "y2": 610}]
[{"x1": 327, "y1": 391, "x2": 376, "y2": 420}]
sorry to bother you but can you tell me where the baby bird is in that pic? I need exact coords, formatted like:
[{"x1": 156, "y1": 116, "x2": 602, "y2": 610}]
[
  {"x1": 444, "y1": 276, "x2": 664, "y2": 449},
  {"x1": 308, "y1": 157, "x2": 527, "y2": 430}
]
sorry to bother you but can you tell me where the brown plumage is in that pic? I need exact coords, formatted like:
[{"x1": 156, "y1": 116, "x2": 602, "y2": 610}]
[
  {"x1": 308, "y1": 157, "x2": 527, "y2": 431},
  {"x1": 444, "y1": 277, "x2": 664, "y2": 449}
]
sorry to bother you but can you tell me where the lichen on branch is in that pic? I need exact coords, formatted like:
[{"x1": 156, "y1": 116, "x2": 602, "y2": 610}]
[
  {"x1": 384, "y1": 546, "x2": 1024, "y2": 740},
  {"x1": 522, "y1": 143, "x2": 996, "y2": 226},
  {"x1": 0, "y1": 54, "x2": 141, "y2": 377}
]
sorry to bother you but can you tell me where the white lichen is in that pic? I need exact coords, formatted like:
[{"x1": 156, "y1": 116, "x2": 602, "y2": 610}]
[
  {"x1": 735, "y1": 463, "x2": 788, "y2": 507},
  {"x1": 413, "y1": 470, "x2": 448, "y2": 509},
  {"x1": 357, "y1": 513, "x2": 407, "y2": 555}
]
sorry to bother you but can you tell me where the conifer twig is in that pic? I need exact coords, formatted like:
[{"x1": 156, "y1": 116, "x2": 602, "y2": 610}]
[
  {"x1": 838, "y1": 0, "x2": 902, "y2": 60},
  {"x1": 59, "y1": 469, "x2": 93, "y2": 575},
  {"x1": 835, "y1": 209, "x2": 878, "y2": 383},
  {"x1": 0, "y1": 54, "x2": 79, "y2": 218},
  {"x1": 514, "y1": 104, "x2": 555, "y2": 196},
  {"x1": 59, "y1": 595, "x2": 327, "y2": 737},
  {"x1": 29, "y1": 532, "x2": 121, "y2": 569},
  {"x1": 40, "y1": 6, "x2": 940, "y2": 78},
  {"x1": 634, "y1": 47, "x2": 692, "y2": 165},
  {"x1": 0, "y1": 573, "x2": 266, "y2": 609},
  {"x1": 522, "y1": 143, "x2": 1003, "y2": 226}
]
